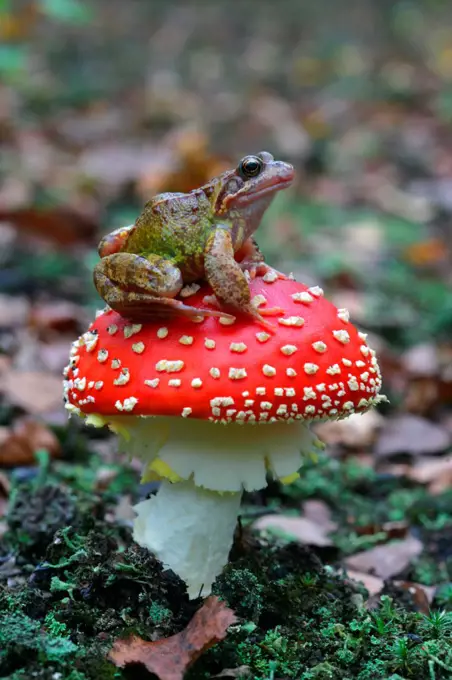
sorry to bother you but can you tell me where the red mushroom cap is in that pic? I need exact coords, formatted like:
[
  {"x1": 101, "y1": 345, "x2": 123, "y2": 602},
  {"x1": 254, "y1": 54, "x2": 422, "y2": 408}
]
[{"x1": 64, "y1": 277, "x2": 383, "y2": 424}]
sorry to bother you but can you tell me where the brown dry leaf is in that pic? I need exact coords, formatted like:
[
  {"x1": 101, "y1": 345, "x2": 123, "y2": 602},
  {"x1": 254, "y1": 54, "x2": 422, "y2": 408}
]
[
  {"x1": 254, "y1": 508, "x2": 337, "y2": 547},
  {"x1": 0, "y1": 418, "x2": 61, "y2": 467},
  {"x1": 29, "y1": 301, "x2": 85, "y2": 337},
  {"x1": 346, "y1": 569, "x2": 384, "y2": 596},
  {"x1": 403, "y1": 377, "x2": 440, "y2": 416},
  {"x1": 345, "y1": 536, "x2": 423, "y2": 580},
  {"x1": 408, "y1": 456, "x2": 452, "y2": 494},
  {"x1": 393, "y1": 581, "x2": 436, "y2": 614},
  {"x1": 0, "y1": 207, "x2": 97, "y2": 246},
  {"x1": 404, "y1": 238, "x2": 447, "y2": 267},
  {"x1": 0, "y1": 470, "x2": 10, "y2": 518},
  {"x1": 314, "y1": 410, "x2": 384, "y2": 449},
  {"x1": 351, "y1": 521, "x2": 408, "y2": 542},
  {"x1": 109, "y1": 596, "x2": 237, "y2": 680},
  {"x1": 0, "y1": 371, "x2": 63, "y2": 414},
  {"x1": 0, "y1": 4, "x2": 38, "y2": 40}
]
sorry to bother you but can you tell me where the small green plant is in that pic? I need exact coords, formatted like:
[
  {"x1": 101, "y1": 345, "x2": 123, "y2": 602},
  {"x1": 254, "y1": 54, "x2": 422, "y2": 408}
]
[{"x1": 420, "y1": 610, "x2": 452, "y2": 638}]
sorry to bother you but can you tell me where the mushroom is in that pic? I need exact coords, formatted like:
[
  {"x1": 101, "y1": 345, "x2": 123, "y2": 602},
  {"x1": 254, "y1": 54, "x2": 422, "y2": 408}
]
[{"x1": 63, "y1": 277, "x2": 385, "y2": 598}]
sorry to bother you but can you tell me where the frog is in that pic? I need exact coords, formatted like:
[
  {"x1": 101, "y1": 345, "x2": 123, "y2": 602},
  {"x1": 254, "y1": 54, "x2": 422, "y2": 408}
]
[{"x1": 93, "y1": 151, "x2": 294, "y2": 327}]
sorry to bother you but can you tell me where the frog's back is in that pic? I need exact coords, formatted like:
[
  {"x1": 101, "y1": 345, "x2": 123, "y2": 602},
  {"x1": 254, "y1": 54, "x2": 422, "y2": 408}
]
[{"x1": 125, "y1": 190, "x2": 213, "y2": 270}]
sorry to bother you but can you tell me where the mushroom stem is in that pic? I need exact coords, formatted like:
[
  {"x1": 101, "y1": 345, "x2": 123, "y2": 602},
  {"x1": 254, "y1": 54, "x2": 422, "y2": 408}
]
[
  {"x1": 133, "y1": 479, "x2": 242, "y2": 599},
  {"x1": 86, "y1": 414, "x2": 321, "y2": 596}
]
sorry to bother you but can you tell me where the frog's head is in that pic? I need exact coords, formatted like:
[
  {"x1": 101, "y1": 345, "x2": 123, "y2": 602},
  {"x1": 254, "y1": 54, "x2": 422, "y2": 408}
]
[{"x1": 207, "y1": 151, "x2": 294, "y2": 235}]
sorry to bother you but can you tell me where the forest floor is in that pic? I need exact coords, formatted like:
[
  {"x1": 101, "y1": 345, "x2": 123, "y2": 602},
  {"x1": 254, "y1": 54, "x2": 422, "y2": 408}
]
[{"x1": 1, "y1": 2, "x2": 452, "y2": 678}]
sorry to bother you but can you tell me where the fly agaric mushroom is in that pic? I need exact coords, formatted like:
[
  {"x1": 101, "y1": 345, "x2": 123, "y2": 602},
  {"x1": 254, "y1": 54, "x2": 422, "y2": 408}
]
[{"x1": 64, "y1": 276, "x2": 384, "y2": 598}]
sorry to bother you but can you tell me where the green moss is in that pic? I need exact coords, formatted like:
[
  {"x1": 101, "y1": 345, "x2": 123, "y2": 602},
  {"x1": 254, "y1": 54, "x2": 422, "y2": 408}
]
[
  {"x1": 148, "y1": 601, "x2": 172, "y2": 627},
  {"x1": 213, "y1": 567, "x2": 264, "y2": 621},
  {"x1": 3, "y1": 451, "x2": 452, "y2": 679}
]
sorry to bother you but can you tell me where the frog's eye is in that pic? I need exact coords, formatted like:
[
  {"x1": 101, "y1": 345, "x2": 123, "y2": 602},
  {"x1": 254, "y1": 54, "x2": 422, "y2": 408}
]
[{"x1": 238, "y1": 155, "x2": 264, "y2": 179}]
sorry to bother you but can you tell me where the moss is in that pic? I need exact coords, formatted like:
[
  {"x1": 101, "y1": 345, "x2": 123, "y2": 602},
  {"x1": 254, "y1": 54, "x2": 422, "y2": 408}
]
[
  {"x1": 0, "y1": 611, "x2": 78, "y2": 676},
  {"x1": 147, "y1": 601, "x2": 173, "y2": 627},
  {"x1": 3, "y1": 451, "x2": 452, "y2": 679},
  {"x1": 213, "y1": 567, "x2": 264, "y2": 621}
]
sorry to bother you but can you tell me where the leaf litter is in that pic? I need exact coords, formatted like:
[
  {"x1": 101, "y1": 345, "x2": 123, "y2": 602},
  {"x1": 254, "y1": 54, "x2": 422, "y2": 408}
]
[{"x1": 109, "y1": 596, "x2": 237, "y2": 680}]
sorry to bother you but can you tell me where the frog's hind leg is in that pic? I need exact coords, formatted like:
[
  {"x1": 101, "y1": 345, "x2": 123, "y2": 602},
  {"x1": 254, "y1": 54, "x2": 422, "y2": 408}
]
[{"x1": 93, "y1": 252, "x2": 232, "y2": 321}]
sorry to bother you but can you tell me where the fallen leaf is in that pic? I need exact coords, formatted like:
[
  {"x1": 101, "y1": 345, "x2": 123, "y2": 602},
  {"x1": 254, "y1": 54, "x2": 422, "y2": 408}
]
[
  {"x1": 352, "y1": 521, "x2": 408, "y2": 541},
  {"x1": 345, "y1": 536, "x2": 423, "y2": 580},
  {"x1": 302, "y1": 500, "x2": 336, "y2": 530},
  {"x1": 404, "y1": 238, "x2": 447, "y2": 267},
  {"x1": 108, "y1": 596, "x2": 237, "y2": 680},
  {"x1": 375, "y1": 414, "x2": 451, "y2": 458},
  {"x1": 0, "y1": 470, "x2": 10, "y2": 518},
  {"x1": 346, "y1": 569, "x2": 384, "y2": 596},
  {"x1": 0, "y1": 207, "x2": 97, "y2": 246},
  {"x1": 29, "y1": 301, "x2": 85, "y2": 337},
  {"x1": 402, "y1": 344, "x2": 439, "y2": 378},
  {"x1": 393, "y1": 581, "x2": 436, "y2": 614},
  {"x1": 314, "y1": 410, "x2": 384, "y2": 448},
  {"x1": 403, "y1": 378, "x2": 440, "y2": 416},
  {"x1": 0, "y1": 418, "x2": 61, "y2": 466},
  {"x1": 254, "y1": 512, "x2": 336, "y2": 547},
  {"x1": 408, "y1": 456, "x2": 452, "y2": 494},
  {"x1": 38, "y1": 339, "x2": 77, "y2": 374},
  {"x1": 0, "y1": 371, "x2": 63, "y2": 414},
  {"x1": 0, "y1": 295, "x2": 30, "y2": 329}
]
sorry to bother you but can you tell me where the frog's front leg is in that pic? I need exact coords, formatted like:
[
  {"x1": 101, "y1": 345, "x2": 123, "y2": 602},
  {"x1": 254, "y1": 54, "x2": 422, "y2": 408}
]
[
  {"x1": 98, "y1": 224, "x2": 137, "y2": 258},
  {"x1": 204, "y1": 228, "x2": 283, "y2": 330},
  {"x1": 236, "y1": 237, "x2": 287, "y2": 281},
  {"x1": 93, "y1": 252, "x2": 232, "y2": 321}
]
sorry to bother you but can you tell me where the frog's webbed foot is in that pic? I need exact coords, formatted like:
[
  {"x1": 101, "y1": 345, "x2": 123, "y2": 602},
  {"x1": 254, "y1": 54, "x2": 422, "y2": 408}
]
[{"x1": 93, "y1": 253, "x2": 233, "y2": 322}]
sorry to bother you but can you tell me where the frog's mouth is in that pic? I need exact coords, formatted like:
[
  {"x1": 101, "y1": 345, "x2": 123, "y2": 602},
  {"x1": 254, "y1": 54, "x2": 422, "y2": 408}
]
[{"x1": 232, "y1": 174, "x2": 294, "y2": 207}]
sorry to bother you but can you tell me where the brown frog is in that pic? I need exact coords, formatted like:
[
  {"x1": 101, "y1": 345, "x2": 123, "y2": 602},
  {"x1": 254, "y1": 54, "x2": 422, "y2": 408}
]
[{"x1": 93, "y1": 151, "x2": 294, "y2": 326}]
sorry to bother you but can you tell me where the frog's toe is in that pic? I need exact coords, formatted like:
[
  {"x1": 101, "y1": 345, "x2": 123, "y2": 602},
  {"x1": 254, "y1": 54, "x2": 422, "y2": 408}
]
[
  {"x1": 258, "y1": 264, "x2": 287, "y2": 280},
  {"x1": 235, "y1": 305, "x2": 278, "y2": 332},
  {"x1": 238, "y1": 260, "x2": 258, "y2": 278},
  {"x1": 257, "y1": 305, "x2": 284, "y2": 317},
  {"x1": 239, "y1": 261, "x2": 287, "y2": 281}
]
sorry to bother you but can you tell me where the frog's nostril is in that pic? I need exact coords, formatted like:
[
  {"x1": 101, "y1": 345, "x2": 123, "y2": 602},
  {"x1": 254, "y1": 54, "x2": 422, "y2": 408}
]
[{"x1": 275, "y1": 162, "x2": 295, "y2": 183}]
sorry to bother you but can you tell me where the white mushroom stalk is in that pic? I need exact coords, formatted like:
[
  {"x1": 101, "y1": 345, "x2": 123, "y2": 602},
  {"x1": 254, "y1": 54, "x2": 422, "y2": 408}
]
[{"x1": 87, "y1": 414, "x2": 320, "y2": 598}]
